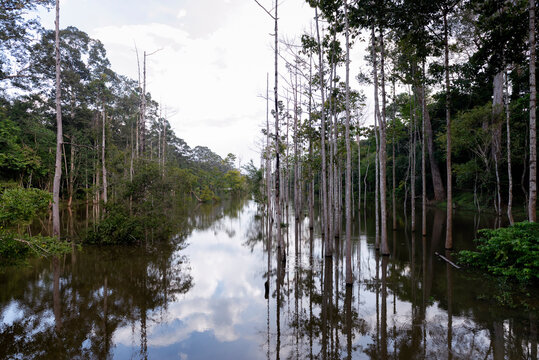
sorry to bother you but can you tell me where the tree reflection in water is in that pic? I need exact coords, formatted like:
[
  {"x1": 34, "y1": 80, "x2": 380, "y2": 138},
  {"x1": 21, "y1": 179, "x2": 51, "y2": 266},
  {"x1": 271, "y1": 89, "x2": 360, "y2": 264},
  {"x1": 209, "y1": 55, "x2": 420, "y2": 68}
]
[
  {"x1": 260, "y1": 203, "x2": 539, "y2": 360},
  {"x1": 0, "y1": 200, "x2": 538, "y2": 359}
]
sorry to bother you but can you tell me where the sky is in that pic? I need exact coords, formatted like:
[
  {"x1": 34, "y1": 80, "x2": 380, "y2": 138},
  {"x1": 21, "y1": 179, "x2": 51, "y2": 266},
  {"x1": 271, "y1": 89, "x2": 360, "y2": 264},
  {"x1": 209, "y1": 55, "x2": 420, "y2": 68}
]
[{"x1": 36, "y1": 0, "x2": 370, "y2": 166}]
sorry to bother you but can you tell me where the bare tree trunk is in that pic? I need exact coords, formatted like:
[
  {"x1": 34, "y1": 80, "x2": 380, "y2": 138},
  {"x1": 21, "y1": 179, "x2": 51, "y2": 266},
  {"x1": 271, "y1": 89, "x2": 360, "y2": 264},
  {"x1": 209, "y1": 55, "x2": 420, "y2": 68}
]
[
  {"x1": 308, "y1": 56, "x2": 315, "y2": 229},
  {"x1": 327, "y1": 61, "x2": 335, "y2": 243},
  {"x1": 344, "y1": 0, "x2": 352, "y2": 284},
  {"x1": 102, "y1": 103, "x2": 108, "y2": 205},
  {"x1": 135, "y1": 45, "x2": 141, "y2": 158},
  {"x1": 293, "y1": 67, "x2": 299, "y2": 220},
  {"x1": 411, "y1": 88, "x2": 417, "y2": 233},
  {"x1": 392, "y1": 81, "x2": 396, "y2": 230},
  {"x1": 68, "y1": 136, "x2": 74, "y2": 208},
  {"x1": 372, "y1": 26, "x2": 381, "y2": 251},
  {"x1": 141, "y1": 51, "x2": 147, "y2": 156},
  {"x1": 529, "y1": 0, "x2": 537, "y2": 222},
  {"x1": 357, "y1": 122, "x2": 361, "y2": 213},
  {"x1": 421, "y1": 63, "x2": 427, "y2": 236},
  {"x1": 274, "y1": 1, "x2": 284, "y2": 253},
  {"x1": 266, "y1": 73, "x2": 272, "y2": 227},
  {"x1": 52, "y1": 0, "x2": 62, "y2": 238},
  {"x1": 315, "y1": 7, "x2": 330, "y2": 254},
  {"x1": 379, "y1": 28, "x2": 389, "y2": 255},
  {"x1": 493, "y1": 71, "x2": 504, "y2": 216},
  {"x1": 505, "y1": 68, "x2": 514, "y2": 224},
  {"x1": 162, "y1": 110, "x2": 167, "y2": 177},
  {"x1": 419, "y1": 89, "x2": 445, "y2": 201},
  {"x1": 364, "y1": 142, "x2": 371, "y2": 210},
  {"x1": 95, "y1": 154, "x2": 100, "y2": 220},
  {"x1": 444, "y1": 10, "x2": 453, "y2": 249}
]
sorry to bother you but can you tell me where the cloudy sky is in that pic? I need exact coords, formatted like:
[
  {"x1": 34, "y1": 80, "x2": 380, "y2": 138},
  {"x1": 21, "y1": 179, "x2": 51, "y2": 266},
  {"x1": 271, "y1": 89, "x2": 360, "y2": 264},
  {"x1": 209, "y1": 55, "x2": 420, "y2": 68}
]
[{"x1": 37, "y1": 0, "x2": 369, "y2": 165}]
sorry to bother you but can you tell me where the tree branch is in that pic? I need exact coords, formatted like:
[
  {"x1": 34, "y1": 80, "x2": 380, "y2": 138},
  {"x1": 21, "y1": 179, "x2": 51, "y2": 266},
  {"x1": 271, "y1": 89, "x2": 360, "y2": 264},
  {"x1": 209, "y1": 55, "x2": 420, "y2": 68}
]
[{"x1": 253, "y1": 0, "x2": 276, "y2": 20}]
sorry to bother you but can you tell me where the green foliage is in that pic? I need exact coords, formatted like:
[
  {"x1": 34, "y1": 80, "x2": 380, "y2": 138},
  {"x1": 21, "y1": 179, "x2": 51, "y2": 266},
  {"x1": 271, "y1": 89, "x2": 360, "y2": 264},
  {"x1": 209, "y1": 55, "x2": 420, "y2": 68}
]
[
  {"x1": 0, "y1": 230, "x2": 71, "y2": 265},
  {"x1": 224, "y1": 170, "x2": 246, "y2": 194},
  {"x1": 458, "y1": 222, "x2": 539, "y2": 284},
  {"x1": 0, "y1": 187, "x2": 71, "y2": 263},
  {"x1": 242, "y1": 160, "x2": 264, "y2": 202},
  {"x1": 85, "y1": 204, "x2": 142, "y2": 245},
  {"x1": 0, "y1": 187, "x2": 51, "y2": 227},
  {"x1": 0, "y1": 117, "x2": 44, "y2": 182}
]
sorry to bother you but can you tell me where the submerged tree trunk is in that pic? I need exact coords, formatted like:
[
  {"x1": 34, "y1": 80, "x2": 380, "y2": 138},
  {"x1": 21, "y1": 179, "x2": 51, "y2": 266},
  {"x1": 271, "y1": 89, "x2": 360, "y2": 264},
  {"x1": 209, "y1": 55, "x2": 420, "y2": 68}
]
[
  {"x1": 344, "y1": 0, "x2": 352, "y2": 284},
  {"x1": 266, "y1": 73, "x2": 272, "y2": 228},
  {"x1": 411, "y1": 88, "x2": 417, "y2": 233},
  {"x1": 357, "y1": 123, "x2": 361, "y2": 213},
  {"x1": 52, "y1": 0, "x2": 62, "y2": 238},
  {"x1": 274, "y1": 1, "x2": 283, "y2": 252},
  {"x1": 444, "y1": 10, "x2": 453, "y2": 249},
  {"x1": 379, "y1": 28, "x2": 389, "y2": 255},
  {"x1": 529, "y1": 0, "x2": 537, "y2": 222},
  {"x1": 421, "y1": 63, "x2": 427, "y2": 236},
  {"x1": 371, "y1": 26, "x2": 381, "y2": 251},
  {"x1": 315, "y1": 7, "x2": 330, "y2": 255},
  {"x1": 392, "y1": 81, "x2": 396, "y2": 230}
]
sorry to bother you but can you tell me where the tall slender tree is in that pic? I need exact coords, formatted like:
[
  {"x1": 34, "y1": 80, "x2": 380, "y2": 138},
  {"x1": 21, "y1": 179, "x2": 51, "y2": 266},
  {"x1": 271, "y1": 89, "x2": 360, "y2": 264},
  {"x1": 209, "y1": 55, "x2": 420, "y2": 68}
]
[
  {"x1": 52, "y1": 0, "x2": 62, "y2": 237},
  {"x1": 529, "y1": 0, "x2": 536, "y2": 222},
  {"x1": 344, "y1": 0, "x2": 353, "y2": 284}
]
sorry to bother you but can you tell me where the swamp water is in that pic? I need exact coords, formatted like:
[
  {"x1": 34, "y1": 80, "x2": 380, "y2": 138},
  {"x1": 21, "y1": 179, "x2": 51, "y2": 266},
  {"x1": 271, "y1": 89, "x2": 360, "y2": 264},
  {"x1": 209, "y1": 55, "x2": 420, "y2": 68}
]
[{"x1": 0, "y1": 199, "x2": 538, "y2": 359}]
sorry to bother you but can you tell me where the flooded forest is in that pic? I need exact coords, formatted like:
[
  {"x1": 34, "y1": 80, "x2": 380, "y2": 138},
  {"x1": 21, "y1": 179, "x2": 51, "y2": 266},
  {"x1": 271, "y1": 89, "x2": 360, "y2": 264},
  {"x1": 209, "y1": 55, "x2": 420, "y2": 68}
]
[{"x1": 1, "y1": 0, "x2": 539, "y2": 359}]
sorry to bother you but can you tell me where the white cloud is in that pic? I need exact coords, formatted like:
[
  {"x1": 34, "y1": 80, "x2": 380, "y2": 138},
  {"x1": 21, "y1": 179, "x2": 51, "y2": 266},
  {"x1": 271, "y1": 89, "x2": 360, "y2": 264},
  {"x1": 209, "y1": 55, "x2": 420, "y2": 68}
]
[{"x1": 177, "y1": 9, "x2": 187, "y2": 19}]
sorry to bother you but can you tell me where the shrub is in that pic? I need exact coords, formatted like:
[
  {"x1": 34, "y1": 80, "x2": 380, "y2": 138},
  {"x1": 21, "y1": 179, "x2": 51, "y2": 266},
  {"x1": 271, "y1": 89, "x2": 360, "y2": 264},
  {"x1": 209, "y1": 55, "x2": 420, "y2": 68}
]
[
  {"x1": 458, "y1": 222, "x2": 539, "y2": 283},
  {"x1": 85, "y1": 204, "x2": 143, "y2": 245}
]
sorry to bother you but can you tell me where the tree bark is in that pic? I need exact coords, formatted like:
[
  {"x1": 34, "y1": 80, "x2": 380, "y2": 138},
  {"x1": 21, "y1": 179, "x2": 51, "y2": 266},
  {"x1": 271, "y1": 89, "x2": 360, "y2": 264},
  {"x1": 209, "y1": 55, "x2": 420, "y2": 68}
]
[
  {"x1": 444, "y1": 10, "x2": 453, "y2": 249},
  {"x1": 392, "y1": 81, "x2": 396, "y2": 230},
  {"x1": 379, "y1": 28, "x2": 389, "y2": 255},
  {"x1": 274, "y1": 1, "x2": 284, "y2": 252},
  {"x1": 52, "y1": 0, "x2": 62, "y2": 238},
  {"x1": 411, "y1": 86, "x2": 417, "y2": 233},
  {"x1": 68, "y1": 136, "x2": 74, "y2": 208},
  {"x1": 141, "y1": 51, "x2": 147, "y2": 156},
  {"x1": 493, "y1": 71, "x2": 504, "y2": 216},
  {"x1": 266, "y1": 73, "x2": 272, "y2": 228},
  {"x1": 315, "y1": 7, "x2": 330, "y2": 255},
  {"x1": 422, "y1": 63, "x2": 427, "y2": 236},
  {"x1": 529, "y1": 0, "x2": 536, "y2": 222},
  {"x1": 371, "y1": 26, "x2": 382, "y2": 252},
  {"x1": 505, "y1": 68, "x2": 514, "y2": 224},
  {"x1": 418, "y1": 88, "x2": 445, "y2": 201},
  {"x1": 344, "y1": 0, "x2": 352, "y2": 284},
  {"x1": 102, "y1": 104, "x2": 108, "y2": 204}
]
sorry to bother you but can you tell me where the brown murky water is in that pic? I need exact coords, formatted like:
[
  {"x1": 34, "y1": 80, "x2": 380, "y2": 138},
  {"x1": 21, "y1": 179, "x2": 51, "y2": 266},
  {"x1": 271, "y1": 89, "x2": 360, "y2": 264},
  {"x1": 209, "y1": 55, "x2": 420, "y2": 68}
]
[{"x1": 0, "y1": 199, "x2": 537, "y2": 359}]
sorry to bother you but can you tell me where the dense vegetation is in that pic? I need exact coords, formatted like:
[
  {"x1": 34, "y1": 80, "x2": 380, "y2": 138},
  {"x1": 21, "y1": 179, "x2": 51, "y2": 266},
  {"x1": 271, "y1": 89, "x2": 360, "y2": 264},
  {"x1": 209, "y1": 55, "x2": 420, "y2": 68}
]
[
  {"x1": 251, "y1": 0, "x2": 537, "y2": 283},
  {"x1": 0, "y1": 1, "x2": 247, "y2": 257},
  {"x1": 459, "y1": 222, "x2": 539, "y2": 283}
]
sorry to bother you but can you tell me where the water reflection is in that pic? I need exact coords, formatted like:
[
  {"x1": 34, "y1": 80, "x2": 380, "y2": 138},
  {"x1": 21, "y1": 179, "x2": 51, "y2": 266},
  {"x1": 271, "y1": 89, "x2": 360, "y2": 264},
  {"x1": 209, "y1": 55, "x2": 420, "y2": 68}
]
[{"x1": 1, "y1": 199, "x2": 538, "y2": 359}]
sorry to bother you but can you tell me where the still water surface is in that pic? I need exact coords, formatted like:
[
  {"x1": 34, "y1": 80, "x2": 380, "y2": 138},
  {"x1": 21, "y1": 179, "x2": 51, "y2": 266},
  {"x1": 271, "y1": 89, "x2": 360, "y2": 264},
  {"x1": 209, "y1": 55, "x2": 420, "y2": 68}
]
[{"x1": 0, "y1": 199, "x2": 538, "y2": 359}]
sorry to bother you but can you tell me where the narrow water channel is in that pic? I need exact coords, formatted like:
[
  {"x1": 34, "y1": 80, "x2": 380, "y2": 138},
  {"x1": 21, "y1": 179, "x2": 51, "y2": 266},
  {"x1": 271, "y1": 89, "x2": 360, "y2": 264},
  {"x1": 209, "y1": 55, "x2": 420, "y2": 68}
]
[{"x1": 0, "y1": 199, "x2": 537, "y2": 359}]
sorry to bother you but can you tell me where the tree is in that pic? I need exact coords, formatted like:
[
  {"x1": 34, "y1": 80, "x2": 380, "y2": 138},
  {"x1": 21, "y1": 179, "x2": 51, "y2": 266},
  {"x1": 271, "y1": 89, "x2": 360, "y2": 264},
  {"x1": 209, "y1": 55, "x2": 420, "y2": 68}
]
[
  {"x1": 0, "y1": 0, "x2": 53, "y2": 82},
  {"x1": 344, "y1": 0, "x2": 352, "y2": 284},
  {"x1": 529, "y1": 0, "x2": 536, "y2": 222},
  {"x1": 52, "y1": 0, "x2": 62, "y2": 238}
]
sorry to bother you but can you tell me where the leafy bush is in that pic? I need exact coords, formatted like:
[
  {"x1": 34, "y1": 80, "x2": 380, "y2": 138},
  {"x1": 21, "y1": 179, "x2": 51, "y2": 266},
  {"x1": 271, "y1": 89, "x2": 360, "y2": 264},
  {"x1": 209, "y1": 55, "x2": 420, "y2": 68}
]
[
  {"x1": 85, "y1": 204, "x2": 143, "y2": 245},
  {"x1": 458, "y1": 222, "x2": 539, "y2": 283},
  {"x1": 0, "y1": 187, "x2": 71, "y2": 263},
  {"x1": 0, "y1": 187, "x2": 51, "y2": 227}
]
